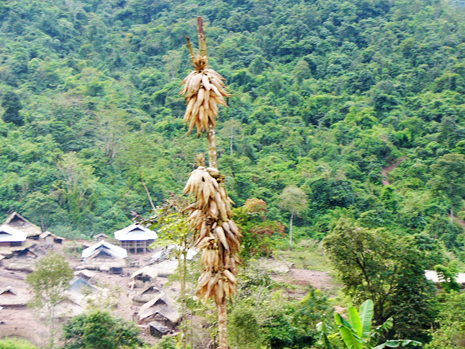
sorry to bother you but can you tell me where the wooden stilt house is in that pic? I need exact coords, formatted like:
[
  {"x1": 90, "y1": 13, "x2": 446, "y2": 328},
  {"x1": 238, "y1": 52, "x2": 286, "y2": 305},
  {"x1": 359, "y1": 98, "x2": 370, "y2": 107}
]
[{"x1": 114, "y1": 224, "x2": 158, "y2": 254}]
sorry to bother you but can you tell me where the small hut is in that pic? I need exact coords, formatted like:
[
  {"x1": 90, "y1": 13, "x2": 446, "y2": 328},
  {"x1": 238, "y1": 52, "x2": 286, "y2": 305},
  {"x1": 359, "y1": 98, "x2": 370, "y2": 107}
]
[
  {"x1": 69, "y1": 276, "x2": 96, "y2": 296},
  {"x1": 4, "y1": 212, "x2": 42, "y2": 240},
  {"x1": 81, "y1": 240, "x2": 127, "y2": 271},
  {"x1": 151, "y1": 245, "x2": 198, "y2": 263},
  {"x1": 39, "y1": 231, "x2": 64, "y2": 246},
  {"x1": 133, "y1": 285, "x2": 163, "y2": 304},
  {"x1": 137, "y1": 292, "x2": 180, "y2": 328},
  {"x1": 40, "y1": 232, "x2": 54, "y2": 248},
  {"x1": 149, "y1": 322, "x2": 172, "y2": 338},
  {"x1": 94, "y1": 233, "x2": 109, "y2": 242},
  {"x1": 0, "y1": 225, "x2": 27, "y2": 247},
  {"x1": 51, "y1": 296, "x2": 84, "y2": 319},
  {"x1": 74, "y1": 269, "x2": 96, "y2": 284},
  {"x1": 130, "y1": 265, "x2": 159, "y2": 288},
  {"x1": 0, "y1": 286, "x2": 30, "y2": 308},
  {"x1": 114, "y1": 224, "x2": 158, "y2": 254},
  {"x1": 39, "y1": 231, "x2": 64, "y2": 248}
]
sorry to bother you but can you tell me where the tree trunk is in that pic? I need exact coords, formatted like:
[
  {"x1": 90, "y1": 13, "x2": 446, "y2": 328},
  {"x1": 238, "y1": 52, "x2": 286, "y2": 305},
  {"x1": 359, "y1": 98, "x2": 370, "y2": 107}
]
[
  {"x1": 180, "y1": 249, "x2": 187, "y2": 348},
  {"x1": 451, "y1": 204, "x2": 454, "y2": 226},
  {"x1": 218, "y1": 301, "x2": 228, "y2": 349},
  {"x1": 229, "y1": 133, "x2": 233, "y2": 155},
  {"x1": 139, "y1": 171, "x2": 156, "y2": 211},
  {"x1": 290, "y1": 212, "x2": 294, "y2": 250}
]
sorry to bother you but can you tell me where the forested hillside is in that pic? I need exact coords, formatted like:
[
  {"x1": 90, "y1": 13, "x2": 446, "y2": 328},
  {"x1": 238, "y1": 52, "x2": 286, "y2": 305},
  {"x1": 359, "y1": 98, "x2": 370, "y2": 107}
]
[{"x1": 0, "y1": 0, "x2": 465, "y2": 254}]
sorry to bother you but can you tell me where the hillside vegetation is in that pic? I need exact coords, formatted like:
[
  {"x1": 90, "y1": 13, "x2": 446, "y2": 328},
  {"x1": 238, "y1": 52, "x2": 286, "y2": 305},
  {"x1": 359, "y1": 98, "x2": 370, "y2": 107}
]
[{"x1": 0, "y1": 0, "x2": 464, "y2": 256}]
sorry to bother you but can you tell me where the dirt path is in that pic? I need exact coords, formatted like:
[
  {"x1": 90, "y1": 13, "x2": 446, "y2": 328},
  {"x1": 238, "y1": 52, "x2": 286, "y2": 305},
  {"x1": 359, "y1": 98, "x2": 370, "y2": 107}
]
[{"x1": 381, "y1": 157, "x2": 407, "y2": 185}]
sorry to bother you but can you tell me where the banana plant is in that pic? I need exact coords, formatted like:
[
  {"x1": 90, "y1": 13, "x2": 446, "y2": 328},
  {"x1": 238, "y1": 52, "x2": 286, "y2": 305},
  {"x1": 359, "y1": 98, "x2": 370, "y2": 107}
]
[{"x1": 317, "y1": 300, "x2": 422, "y2": 349}]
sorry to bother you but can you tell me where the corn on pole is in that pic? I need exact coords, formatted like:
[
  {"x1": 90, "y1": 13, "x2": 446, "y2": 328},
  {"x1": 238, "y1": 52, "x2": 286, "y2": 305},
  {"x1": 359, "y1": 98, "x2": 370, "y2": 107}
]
[{"x1": 181, "y1": 17, "x2": 241, "y2": 349}]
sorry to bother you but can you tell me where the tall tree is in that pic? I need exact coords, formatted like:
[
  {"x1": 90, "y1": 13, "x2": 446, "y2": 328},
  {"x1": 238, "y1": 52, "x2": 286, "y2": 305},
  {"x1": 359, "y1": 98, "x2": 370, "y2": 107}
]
[
  {"x1": 279, "y1": 185, "x2": 308, "y2": 250},
  {"x1": 55, "y1": 152, "x2": 98, "y2": 226},
  {"x1": 26, "y1": 252, "x2": 74, "y2": 348},
  {"x1": 1, "y1": 91, "x2": 23, "y2": 126},
  {"x1": 220, "y1": 118, "x2": 242, "y2": 155},
  {"x1": 323, "y1": 219, "x2": 439, "y2": 341},
  {"x1": 428, "y1": 153, "x2": 465, "y2": 225}
]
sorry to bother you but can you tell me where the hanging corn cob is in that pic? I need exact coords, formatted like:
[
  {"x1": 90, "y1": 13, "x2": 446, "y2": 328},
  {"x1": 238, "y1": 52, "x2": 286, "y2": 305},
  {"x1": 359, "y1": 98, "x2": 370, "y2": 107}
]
[
  {"x1": 183, "y1": 166, "x2": 242, "y2": 304},
  {"x1": 180, "y1": 61, "x2": 231, "y2": 137},
  {"x1": 180, "y1": 17, "x2": 241, "y2": 349}
]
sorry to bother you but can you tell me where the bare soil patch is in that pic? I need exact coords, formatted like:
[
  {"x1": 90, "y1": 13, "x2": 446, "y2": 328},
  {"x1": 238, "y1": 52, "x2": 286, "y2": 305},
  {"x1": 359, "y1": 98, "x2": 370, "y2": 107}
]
[
  {"x1": 273, "y1": 268, "x2": 338, "y2": 294},
  {"x1": 381, "y1": 156, "x2": 407, "y2": 185}
]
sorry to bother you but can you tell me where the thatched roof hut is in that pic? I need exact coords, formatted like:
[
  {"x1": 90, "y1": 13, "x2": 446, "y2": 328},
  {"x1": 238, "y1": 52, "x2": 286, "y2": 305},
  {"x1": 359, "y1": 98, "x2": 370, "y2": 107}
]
[
  {"x1": 74, "y1": 269, "x2": 97, "y2": 283},
  {"x1": 94, "y1": 233, "x2": 109, "y2": 241},
  {"x1": 50, "y1": 297, "x2": 84, "y2": 319},
  {"x1": 81, "y1": 240, "x2": 127, "y2": 271},
  {"x1": 149, "y1": 321, "x2": 172, "y2": 338},
  {"x1": 39, "y1": 231, "x2": 64, "y2": 248},
  {"x1": 131, "y1": 265, "x2": 159, "y2": 288},
  {"x1": 4, "y1": 212, "x2": 42, "y2": 239},
  {"x1": 133, "y1": 285, "x2": 163, "y2": 304},
  {"x1": 138, "y1": 292, "x2": 180, "y2": 327},
  {"x1": 0, "y1": 286, "x2": 31, "y2": 308}
]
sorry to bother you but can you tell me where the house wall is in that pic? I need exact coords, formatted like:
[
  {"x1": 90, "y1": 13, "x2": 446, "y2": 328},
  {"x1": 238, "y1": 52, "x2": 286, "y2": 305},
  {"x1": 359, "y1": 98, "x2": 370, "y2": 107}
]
[
  {"x1": 43, "y1": 236, "x2": 54, "y2": 248},
  {"x1": 0, "y1": 241, "x2": 23, "y2": 247},
  {"x1": 121, "y1": 240, "x2": 154, "y2": 254}
]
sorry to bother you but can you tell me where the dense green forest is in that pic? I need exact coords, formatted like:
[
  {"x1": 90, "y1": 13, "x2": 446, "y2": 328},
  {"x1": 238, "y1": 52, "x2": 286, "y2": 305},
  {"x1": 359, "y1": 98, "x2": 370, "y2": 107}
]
[
  {"x1": 2, "y1": 0, "x2": 465, "y2": 347},
  {"x1": 2, "y1": 0, "x2": 465, "y2": 247}
]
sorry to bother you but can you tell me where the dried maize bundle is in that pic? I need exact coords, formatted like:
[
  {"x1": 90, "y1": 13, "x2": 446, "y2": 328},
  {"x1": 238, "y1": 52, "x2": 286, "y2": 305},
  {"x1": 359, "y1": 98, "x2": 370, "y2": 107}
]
[{"x1": 180, "y1": 58, "x2": 231, "y2": 137}]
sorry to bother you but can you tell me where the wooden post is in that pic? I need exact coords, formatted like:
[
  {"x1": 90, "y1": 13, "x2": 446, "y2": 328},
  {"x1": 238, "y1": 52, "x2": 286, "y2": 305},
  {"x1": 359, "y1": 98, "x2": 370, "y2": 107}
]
[
  {"x1": 197, "y1": 16, "x2": 226, "y2": 348},
  {"x1": 197, "y1": 16, "x2": 207, "y2": 57}
]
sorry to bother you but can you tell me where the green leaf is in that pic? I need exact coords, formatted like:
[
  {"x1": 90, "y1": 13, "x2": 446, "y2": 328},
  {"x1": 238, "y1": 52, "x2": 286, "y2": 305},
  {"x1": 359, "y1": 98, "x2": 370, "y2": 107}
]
[
  {"x1": 335, "y1": 313, "x2": 363, "y2": 349},
  {"x1": 348, "y1": 304, "x2": 363, "y2": 338},
  {"x1": 359, "y1": 299, "x2": 374, "y2": 339}
]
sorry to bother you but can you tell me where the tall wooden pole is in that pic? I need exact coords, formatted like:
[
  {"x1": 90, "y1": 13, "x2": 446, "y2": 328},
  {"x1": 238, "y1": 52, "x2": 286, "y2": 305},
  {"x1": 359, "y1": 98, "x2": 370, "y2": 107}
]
[
  {"x1": 181, "y1": 17, "x2": 238, "y2": 349},
  {"x1": 197, "y1": 17, "x2": 218, "y2": 170},
  {"x1": 197, "y1": 17, "x2": 227, "y2": 348}
]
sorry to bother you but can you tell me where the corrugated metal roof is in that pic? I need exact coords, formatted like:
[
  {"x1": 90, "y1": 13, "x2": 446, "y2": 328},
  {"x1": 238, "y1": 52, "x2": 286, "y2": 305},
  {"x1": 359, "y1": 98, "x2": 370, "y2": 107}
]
[
  {"x1": 0, "y1": 225, "x2": 27, "y2": 242},
  {"x1": 114, "y1": 224, "x2": 158, "y2": 241},
  {"x1": 81, "y1": 240, "x2": 128, "y2": 259}
]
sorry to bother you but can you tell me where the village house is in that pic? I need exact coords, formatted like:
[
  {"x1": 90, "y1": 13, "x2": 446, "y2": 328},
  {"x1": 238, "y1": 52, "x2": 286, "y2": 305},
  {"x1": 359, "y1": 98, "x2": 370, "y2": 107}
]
[
  {"x1": 137, "y1": 292, "x2": 180, "y2": 329},
  {"x1": 0, "y1": 286, "x2": 30, "y2": 308},
  {"x1": 39, "y1": 231, "x2": 64, "y2": 249},
  {"x1": 93, "y1": 233, "x2": 109, "y2": 242},
  {"x1": 81, "y1": 240, "x2": 128, "y2": 272},
  {"x1": 0, "y1": 225, "x2": 27, "y2": 247},
  {"x1": 114, "y1": 224, "x2": 158, "y2": 254},
  {"x1": 133, "y1": 285, "x2": 163, "y2": 304},
  {"x1": 130, "y1": 265, "x2": 159, "y2": 289},
  {"x1": 4, "y1": 212, "x2": 42, "y2": 240}
]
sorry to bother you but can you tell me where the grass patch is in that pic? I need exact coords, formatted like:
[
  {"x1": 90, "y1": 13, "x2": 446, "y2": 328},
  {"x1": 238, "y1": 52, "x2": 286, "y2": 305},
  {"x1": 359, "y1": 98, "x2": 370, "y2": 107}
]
[{"x1": 274, "y1": 239, "x2": 333, "y2": 272}]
